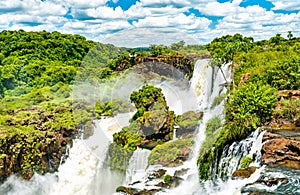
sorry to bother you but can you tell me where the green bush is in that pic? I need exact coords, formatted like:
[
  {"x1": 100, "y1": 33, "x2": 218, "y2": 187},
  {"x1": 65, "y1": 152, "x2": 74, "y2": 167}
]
[
  {"x1": 163, "y1": 174, "x2": 171, "y2": 183},
  {"x1": 279, "y1": 99, "x2": 300, "y2": 120},
  {"x1": 265, "y1": 56, "x2": 300, "y2": 90},
  {"x1": 113, "y1": 129, "x2": 143, "y2": 151},
  {"x1": 205, "y1": 116, "x2": 222, "y2": 136},
  {"x1": 240, "y1": 156, "x2": 253, "y2": 169},
  {"x1": 226, "y1": 82, "x2": 277, "y2": 124},
  {"x1": 107, "y1": 143, "x2": 133, "y2": 174}
]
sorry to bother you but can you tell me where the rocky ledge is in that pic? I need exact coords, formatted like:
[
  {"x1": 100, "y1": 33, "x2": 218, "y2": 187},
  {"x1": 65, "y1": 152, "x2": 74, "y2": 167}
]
[{"x1": 261, "y1": 131, "x2": 300, "y2": 169}]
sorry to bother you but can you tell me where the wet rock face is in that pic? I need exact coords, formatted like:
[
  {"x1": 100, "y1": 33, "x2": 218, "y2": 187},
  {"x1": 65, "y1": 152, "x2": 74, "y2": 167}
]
[
  {"x1": 261, "y1": 132, "x2": 300, "y2": 169},
  {"x1": 232, "y1": 166, "x2": 257, "y2": 178}
]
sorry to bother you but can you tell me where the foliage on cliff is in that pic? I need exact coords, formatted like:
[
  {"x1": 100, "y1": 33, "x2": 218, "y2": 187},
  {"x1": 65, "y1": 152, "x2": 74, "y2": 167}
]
[
  {"x1": 0, "y1": 30, "x2": 124, "y2": 181},
  {"x1": 198, "y1": 33, "x2": 300, "y2": 180}
]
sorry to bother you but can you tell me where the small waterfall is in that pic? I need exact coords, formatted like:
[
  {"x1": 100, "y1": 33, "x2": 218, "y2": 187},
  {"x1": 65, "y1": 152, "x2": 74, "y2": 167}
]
[
  {"x1": 214, "y1": 128, "x2": 265, "y2": 180},
  {"x1": 196, "y1": 129, "x2": 267, "y2": 195},
  {"x1": 51, "y1": 139, "x2": 99, "y2": 195},
  {"x1": 126, "y1": 148, "x2": 151, "y2": 185}
]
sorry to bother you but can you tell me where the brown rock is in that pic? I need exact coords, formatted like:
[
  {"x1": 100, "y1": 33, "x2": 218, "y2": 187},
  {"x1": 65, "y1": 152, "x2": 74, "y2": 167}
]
[
  {"x1": 232, "y1": 166, "x2": 257, "y2": 178},
  {"x1": 262, "y1": 132, "x2": 281, "y2": 142},
  {"x1": 148, "y1": 169, "x2": 166, "y2": 179},
  {"x1": 261, "y1": 133, "x2": 300, "y2": 169},
  {"x1": 138, "y1": 140, "x2": 158, "y2": 150},
  {"x1": 278, "y1": 90, "x2": 300, "y2": 98}
]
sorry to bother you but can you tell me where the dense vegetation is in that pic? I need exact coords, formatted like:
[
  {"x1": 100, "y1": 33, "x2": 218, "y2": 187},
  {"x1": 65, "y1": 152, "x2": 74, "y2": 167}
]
[
  {"x1": 0, "y1": 30, "x2": 123, "y2": 181},
  {"x1": 197, "y1": 33, "x2": 300, "y2": 180}
]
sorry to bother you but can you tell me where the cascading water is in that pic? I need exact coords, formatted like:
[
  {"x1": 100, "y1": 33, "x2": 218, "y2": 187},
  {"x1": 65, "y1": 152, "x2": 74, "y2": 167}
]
[
  {"x1": 214, "y1": 128, "x2": 265, "y2": 180},
  {"x1": 164, "y1": 59, "x2": 230, "y2": 194},
  {"x1": 126, "y1": 148, "x2": 151, "y2": 185}
]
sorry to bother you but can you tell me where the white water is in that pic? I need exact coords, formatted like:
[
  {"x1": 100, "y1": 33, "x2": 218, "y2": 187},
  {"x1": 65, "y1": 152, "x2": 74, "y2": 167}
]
[
  {"x1": 215, "y1": 128, "x2": 265, "y2": 180},
  {"x1": 126, "y1": 148, "x2": 151, "y2": 185},
  {"x1": 195, "y1": 129, "x2": 266, "y2": 195},
  {"x1": 164, "y1": 59, "x2": 230, "y2": 194}
]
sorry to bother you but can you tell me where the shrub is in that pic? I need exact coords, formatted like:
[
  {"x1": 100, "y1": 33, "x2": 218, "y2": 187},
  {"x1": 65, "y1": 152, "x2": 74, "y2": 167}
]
[
  {"x1": 280, "y1": 99, "x2": 300, "y2": 120},
  {"x1": 163, "y1": 174, "x2": 171, "y2": 183},
  {"x1": 265, "y1": 56, "x2": 300, "y2": 90},
  {"x1": 240, "y1": 156, "x2": 253, "y2": 169}
]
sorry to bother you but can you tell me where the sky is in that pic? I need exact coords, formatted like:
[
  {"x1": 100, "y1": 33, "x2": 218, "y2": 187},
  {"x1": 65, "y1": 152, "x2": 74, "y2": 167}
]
[{"x1": 0, "y1": 0, "x2": 299, "y2": 47}]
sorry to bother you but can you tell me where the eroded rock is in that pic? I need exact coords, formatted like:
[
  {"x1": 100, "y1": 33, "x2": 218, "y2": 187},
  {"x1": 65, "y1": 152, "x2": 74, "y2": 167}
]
[
  {"x1": 232, "y1": 166, "x2": 257, "y2": 178},
  {"x1": 261, "y1": 132, "x2": 300, "y2": 169}
]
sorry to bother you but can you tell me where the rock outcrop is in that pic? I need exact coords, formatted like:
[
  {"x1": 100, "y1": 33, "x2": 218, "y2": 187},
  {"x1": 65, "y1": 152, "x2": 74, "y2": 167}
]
[
  {"x1": 0, "y1": 105, "x2": 78, "y2": 182},
  {"x1": 232, "y1": 166, "x2": 257, "y2": 178},
  {"x1": 261, "y1": 132, "x2": 300, "y2": 169},
  {"x1": 176, "y1": 111, "x2": 203, "y2": 137}
]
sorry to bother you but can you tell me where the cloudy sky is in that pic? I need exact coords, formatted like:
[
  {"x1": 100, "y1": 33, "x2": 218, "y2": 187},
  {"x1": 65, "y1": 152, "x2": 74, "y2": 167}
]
[{"x1": 0, "y1": 0, "x2": 299, "y2": 47}]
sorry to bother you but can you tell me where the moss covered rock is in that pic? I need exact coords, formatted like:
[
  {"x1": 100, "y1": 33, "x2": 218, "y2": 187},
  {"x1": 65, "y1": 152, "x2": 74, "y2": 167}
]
[
  {"x1": 113, "y1": 85, "x2": 176, "y2": 152},
  {"x1": 176, "y1": 111, "x2": 203, "y2": 137},
  {"x1": 0, "y1": 104, "x2": 79, "y2": 182},
  {"x1": 148, "y1": 138, "x2": 193, "y2": 167}
]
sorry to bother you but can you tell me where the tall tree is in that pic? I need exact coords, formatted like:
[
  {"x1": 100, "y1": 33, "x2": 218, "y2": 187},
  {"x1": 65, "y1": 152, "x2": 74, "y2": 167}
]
[
  {"x1": 287, "y1": 31, "x2": 293, "y2": 40},
  {"x1": 207, "y1": 34, "x2": 253, "y2": 87}
]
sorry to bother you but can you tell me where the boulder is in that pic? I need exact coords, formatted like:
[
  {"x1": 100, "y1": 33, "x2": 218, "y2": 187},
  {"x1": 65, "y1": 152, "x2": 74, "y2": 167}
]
[
  {"x1": 139, "y1": 140, "x2": 158, "y2": 150},
  {"x1": 176, "y1": 111, "x2": 203, "y2": 137},
  {"x1": 116, "y1": 185, "x2": 160, "y2": 195},
  {"x1": 261, "y1": 132, "x2": 300, "y2": 169},
  {"x1": 155, "y1": 176, "x2": 183, "y2": 188},
  {"x1": 174, "y1": 168, "x2": 189, "y2": 177},
  {"x1": 232, "y1": 166, "x2": 257, "y2": 178},
  {"x1": 148, "y1": 169, "x2": 166, "y2": 180}
]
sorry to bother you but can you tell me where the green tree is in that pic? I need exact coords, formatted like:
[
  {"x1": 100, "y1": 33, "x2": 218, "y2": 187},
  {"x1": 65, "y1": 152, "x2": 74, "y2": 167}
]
[
  {"x1": 170, "y1": 40, "x2": 185, "y2": 51},
  {"x1": 287, "y1": 31, "x2": 293, "y2": 40},
  {"x1": 207, "y1": 34, "x2": 253, "y2": 85}
]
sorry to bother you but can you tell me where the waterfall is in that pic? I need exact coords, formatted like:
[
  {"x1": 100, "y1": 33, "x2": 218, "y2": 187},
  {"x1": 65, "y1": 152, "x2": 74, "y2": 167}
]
[
  {"x1": 160, "y1": 59, "x2": 230, "y2": 194},
  {"x1": 214, "y1": 129, "x2": 265, "y2": 180},
  {"x1": 126, "y1": 148, "x2": 151, "y2": 185}
]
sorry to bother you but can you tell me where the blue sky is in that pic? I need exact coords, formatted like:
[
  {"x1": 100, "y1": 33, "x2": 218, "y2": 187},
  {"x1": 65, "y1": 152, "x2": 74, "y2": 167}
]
[{"x1": 0, "y1": 0, "x2": 299, "y2": 47}]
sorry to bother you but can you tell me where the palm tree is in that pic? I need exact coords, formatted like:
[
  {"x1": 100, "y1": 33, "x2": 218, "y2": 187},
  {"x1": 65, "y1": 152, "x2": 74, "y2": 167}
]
[{"x1": 287, "y1": 31, "x2": 293, "y2": 40}]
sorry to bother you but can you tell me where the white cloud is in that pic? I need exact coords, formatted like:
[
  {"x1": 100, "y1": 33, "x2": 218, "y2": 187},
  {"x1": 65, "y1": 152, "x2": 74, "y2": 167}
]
[
  {"x1": 213, "y1": 5, "x2": 300, "y2": 41},
  {"x1": 102, "y1": 27, "x2": 200, "y2": 47},
  {"x1": 268, "y1": 0, "x2": 300, "y2": 11},
  {"x1": 66, "y1": 0, "x2": 108, "y2": 9},
  {"x1": 82, "y1": 6, "x2": 125, "y2": 19},
  {"x1": 124, "y1": 2, "x2": 151, "y2": 19},
  {"x1": 196, "y1": 0, "x2": 243, "y2": 16}
]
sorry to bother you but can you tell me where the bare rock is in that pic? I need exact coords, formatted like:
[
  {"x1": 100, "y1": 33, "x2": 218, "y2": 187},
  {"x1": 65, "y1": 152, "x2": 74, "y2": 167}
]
[
  {"x1": 232, "y1": 166, "x2": 257, "y2": 178},
  {"x1": 261, "y1": 133, "x2": 300, "y2": 169}
]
